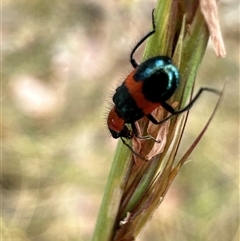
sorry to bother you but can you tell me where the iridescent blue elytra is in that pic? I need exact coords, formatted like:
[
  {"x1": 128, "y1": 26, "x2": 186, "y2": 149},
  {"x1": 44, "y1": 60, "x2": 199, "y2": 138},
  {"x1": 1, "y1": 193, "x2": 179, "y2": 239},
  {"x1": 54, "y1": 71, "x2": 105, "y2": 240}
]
[{"x1": 135, "y1": 56, "x2": 180, "y2": 103}]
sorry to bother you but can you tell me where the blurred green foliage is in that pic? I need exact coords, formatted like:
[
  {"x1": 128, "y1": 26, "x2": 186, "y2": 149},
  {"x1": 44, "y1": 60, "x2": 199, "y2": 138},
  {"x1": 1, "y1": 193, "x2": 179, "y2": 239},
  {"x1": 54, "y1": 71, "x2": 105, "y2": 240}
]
[{"x1": 2, "y1": 0, "x2": 239, "y2": 240}]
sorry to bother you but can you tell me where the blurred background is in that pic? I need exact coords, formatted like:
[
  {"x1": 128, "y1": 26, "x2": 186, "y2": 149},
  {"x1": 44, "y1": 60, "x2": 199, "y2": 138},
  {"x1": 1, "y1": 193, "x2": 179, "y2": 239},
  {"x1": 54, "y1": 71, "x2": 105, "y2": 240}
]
[{"x1": 2, "y1": 0, "x2": 239, "y2": 240}]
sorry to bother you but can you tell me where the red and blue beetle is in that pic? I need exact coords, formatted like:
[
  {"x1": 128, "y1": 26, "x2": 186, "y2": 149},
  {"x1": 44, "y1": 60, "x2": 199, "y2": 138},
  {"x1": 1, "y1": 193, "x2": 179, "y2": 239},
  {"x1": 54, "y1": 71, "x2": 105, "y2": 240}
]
[{"x1": 107, "y1": 10, "x2": 220, "y2": 154}]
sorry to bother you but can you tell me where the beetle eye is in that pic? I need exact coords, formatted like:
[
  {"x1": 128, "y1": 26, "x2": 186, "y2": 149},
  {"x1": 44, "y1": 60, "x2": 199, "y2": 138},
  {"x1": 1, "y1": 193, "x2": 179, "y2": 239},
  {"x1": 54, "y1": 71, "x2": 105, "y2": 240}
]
[
  {"x1": 109, "y1": 125, "x2": 133, "y2": 139},
  {"x1": 109, "y1": 128, "x2": 119, "y2": 139}
]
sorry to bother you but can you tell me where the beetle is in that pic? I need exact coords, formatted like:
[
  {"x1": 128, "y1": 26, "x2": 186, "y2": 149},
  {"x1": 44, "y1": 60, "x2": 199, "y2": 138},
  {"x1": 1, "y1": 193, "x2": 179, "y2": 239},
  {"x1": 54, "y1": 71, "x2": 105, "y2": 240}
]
[{"x1": 107, "y1": 10, "x2": 220, "y2": 155}]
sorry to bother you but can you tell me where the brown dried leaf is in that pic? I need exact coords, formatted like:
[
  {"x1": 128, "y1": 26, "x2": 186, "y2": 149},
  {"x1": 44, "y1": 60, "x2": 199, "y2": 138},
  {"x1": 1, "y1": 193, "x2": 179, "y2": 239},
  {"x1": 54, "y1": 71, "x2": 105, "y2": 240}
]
[
  {"x1": 146, "y1": 102, "x2": 178, "y2": 160},
  {"x1": 200, "y1": 0, "x2": 226, "y2": 57}
]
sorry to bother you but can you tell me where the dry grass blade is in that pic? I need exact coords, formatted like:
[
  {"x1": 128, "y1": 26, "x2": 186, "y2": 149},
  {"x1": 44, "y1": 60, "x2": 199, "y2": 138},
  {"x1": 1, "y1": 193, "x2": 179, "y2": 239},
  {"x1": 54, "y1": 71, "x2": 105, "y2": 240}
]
[
  {"x1": 173, "y1": 82, "x2": 225, "y2": 174},
  {"x1": 200, "y1": 0, "x2": 226, "y2": 57}
]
